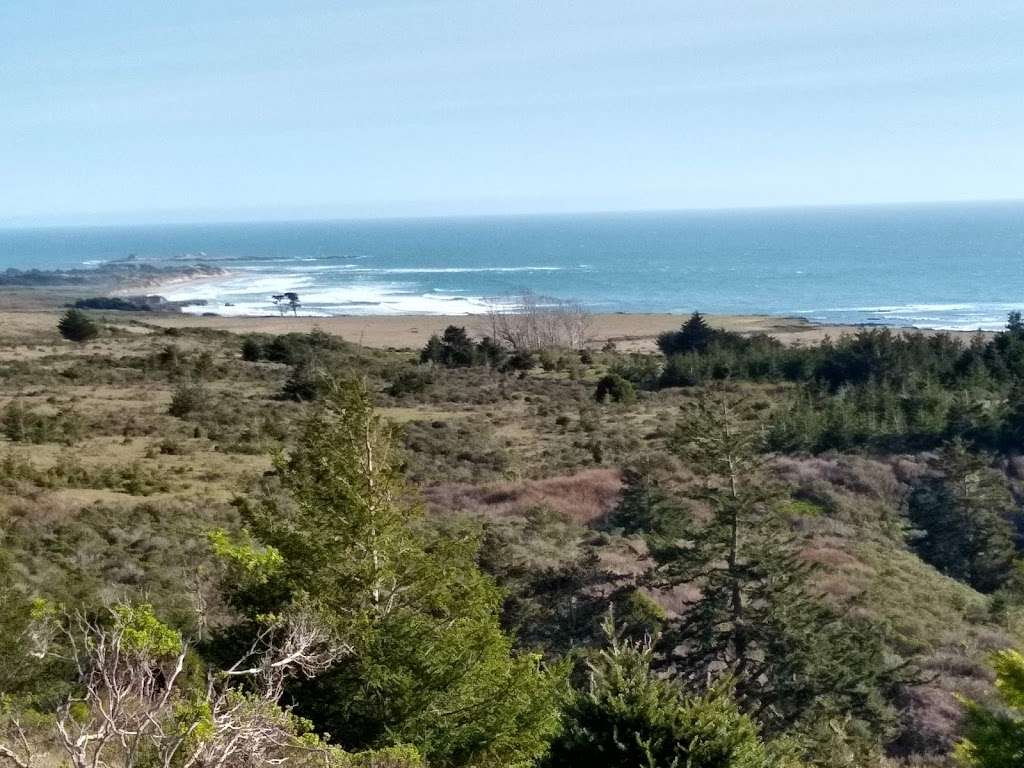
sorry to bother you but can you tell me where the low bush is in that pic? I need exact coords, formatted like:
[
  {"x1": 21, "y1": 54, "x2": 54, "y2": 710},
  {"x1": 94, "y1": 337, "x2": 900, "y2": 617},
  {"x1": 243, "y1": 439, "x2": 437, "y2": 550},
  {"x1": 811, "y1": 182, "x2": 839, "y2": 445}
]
[
  {"x1": 594, "y1": 373, "x2": 636, "y2": 404},
  {"x1": 57, "y1": 309, "x2": 99, "y2": 342}
]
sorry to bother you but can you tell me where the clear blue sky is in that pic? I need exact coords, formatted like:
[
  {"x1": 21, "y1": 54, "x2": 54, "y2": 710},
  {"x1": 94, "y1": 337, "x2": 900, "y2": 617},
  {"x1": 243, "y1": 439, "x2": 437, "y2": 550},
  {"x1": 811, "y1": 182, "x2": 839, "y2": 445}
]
[{"x1": 2, "y1": 1, "x2": 1022, "y2": 225}]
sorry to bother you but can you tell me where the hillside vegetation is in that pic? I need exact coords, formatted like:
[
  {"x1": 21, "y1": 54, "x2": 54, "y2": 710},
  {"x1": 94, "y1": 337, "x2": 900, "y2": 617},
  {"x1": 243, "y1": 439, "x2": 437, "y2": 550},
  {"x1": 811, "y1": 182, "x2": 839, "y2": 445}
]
[{"x1": 2, "y1": 309, "x2": 1024, "y2": 767}]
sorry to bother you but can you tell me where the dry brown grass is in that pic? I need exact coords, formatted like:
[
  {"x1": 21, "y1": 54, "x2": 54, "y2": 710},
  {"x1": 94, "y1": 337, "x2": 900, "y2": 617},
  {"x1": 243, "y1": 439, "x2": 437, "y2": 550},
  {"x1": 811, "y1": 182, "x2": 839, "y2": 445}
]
[{"x1": 424, "y1": 468, "x2": 622, "y2": 525}]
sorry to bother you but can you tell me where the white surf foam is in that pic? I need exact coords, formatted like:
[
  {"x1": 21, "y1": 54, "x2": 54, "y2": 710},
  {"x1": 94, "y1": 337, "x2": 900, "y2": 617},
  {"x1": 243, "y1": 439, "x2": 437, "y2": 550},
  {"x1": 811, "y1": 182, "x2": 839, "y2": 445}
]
[
  {"x1": 161, "y1": 273, "x2": 315, "y2": 301},
  {"x1": 301, "y1": 265, "x2": 565, "y2": 274}
]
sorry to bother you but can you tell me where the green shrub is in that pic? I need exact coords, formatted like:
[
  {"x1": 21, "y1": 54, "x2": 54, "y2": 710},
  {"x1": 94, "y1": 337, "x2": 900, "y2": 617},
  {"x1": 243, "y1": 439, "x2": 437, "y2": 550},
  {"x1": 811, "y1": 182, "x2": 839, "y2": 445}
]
[
  {"x1": 282, "y1": 361, "x2": 330, "y2": 401},
  {"x1": 388, "y1": 368, "x2": 433, "y2": 397},
  {"x1": 57, "y1": 309, "x2": 99, "y2": 342},
  {"x1": 168, "y1": 383, "x2": 207, "y2": 417},
  {"x1": 241, "y1": 336, "x2": 264, "y2": 361},
  {"x1": 1, "y1": 401, "x2": 84, "y2": 444},
  {"x1": 506, "y1": 350, "x2": 537, "y2": 371},
  {"x1": 594, "y1": 373, "x2": 636, "y2": 404},
  {"x1": 547, "y1": 614, "x2": 775, "y2": 768}
]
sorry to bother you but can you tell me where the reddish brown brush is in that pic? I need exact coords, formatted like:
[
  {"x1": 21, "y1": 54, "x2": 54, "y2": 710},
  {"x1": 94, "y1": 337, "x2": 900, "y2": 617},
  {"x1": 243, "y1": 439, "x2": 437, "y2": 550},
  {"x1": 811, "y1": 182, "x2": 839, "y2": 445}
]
[{"x1": 423, "y1": 468, "x2": 622, "y2": 525}]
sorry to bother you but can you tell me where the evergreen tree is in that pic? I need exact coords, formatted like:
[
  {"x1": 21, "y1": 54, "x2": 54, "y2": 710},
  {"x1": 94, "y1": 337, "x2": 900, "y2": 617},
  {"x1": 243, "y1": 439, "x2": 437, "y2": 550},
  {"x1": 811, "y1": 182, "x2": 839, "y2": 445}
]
[
  {"x1": 440, "y1": 325, "x2": 477, "y2": 366},
  {"x1": 657, "y1": 312, "x2": 718, "y2": 356},
  {"x1": 419, "y1": 333, "x2": 445, "y2": 364},
  {"x1": 657, "y1": 393, "x2": 900, "y2": 745},
  {"x1": 0, "y1": 547, "x2": 34, "y2": 695},
  {"x1": 907, "y1": 440, "x2": 1018, "y2": 592},
  {"x1": 222, "y1": 378, "x2": 562, "y2": 767},
  {"x1": 421, "y1": 326, "x2": 480, "y2": 367},
  {"x1": 477, "y1": 335, "x2": 507, "y2": 368},
  {"x1": 999, "y1": 381, "x2": 1024, "y2": 450},
  {"x1": 56, "y1": 308, "x2": 99, "y2": 342},
  {"x1": 241, "y1": 336, "x2": 264, "y2": 361},
  {"x1": 546, "y1": 612, "x2": 781, "y2": 768},
  {"x1": 605, "y1": 468, "x2": 689, "y2": 540}
]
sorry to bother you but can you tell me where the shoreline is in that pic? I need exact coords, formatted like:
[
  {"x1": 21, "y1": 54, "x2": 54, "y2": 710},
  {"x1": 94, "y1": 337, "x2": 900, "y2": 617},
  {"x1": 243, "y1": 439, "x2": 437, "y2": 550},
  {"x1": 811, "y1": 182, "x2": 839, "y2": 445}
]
[
  {"x1": 109, "y1": 268, "x2": 241, "y2": 296},
  {"x1": 0, "y1": 272, "x2": 997, "y2": 351},
  {"x1": 0, "y1": 304, "x2": 990, "y2": 352}
]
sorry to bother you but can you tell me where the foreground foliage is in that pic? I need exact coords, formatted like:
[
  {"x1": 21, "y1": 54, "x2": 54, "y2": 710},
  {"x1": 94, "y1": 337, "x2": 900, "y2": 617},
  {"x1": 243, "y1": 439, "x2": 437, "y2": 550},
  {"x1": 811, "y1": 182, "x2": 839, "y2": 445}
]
[
  {"x1": 220, "y1": 379, "x2": 563, "y2": 767},
  {"x1": 956, "y1": 650, "x2": 1024, "y2": 767},
  {"x1": 547, "y1": 613, "x2": 786, "y2": 768}
]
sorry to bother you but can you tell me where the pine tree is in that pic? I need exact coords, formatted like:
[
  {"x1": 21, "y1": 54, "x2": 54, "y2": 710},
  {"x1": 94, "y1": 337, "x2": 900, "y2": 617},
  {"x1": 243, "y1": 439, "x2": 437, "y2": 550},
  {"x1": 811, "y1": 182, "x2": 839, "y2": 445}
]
[
  {"x1": 440, "y1": 325, "x2": 477, "y2": 366},
  {"x1": 420, "y1": 334, "x2": 445, "y2": 364},
  {"x1": 546, "y1": 612, "x2": 780, "y2": 768},
  {"x1": 657, "y1": 392, "x2": 900, "y2": 745},
  {"x1": 606, "y1": 468, "x2": 689, "y2": 539},
  {"x1": 657, "y1": 311, "x2": 718, "y2": 356},
  {"x1": 223, "y1": 378, "x2": 561, "y2": 767},
  {"x1": 907, "y1": 439, "x2": 1018, "y2": 592}
]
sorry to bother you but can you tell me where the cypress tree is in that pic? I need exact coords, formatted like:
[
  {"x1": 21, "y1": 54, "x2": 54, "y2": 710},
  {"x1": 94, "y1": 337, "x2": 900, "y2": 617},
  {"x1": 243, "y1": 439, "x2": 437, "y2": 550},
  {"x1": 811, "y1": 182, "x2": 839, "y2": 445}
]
[{"x1": 56, "y1": 308, "x2": 99, "y2": 342}]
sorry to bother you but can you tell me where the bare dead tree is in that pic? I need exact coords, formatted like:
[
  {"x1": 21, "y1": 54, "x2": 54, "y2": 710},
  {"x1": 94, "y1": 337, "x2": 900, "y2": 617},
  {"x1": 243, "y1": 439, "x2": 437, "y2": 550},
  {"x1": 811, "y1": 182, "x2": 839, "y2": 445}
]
[
  {"x1": 219, "y1": 608, "x2": 341, "y2": 702},
  {"x1": 483, "y1": 292, "x2": 592, "y2": 351},
  {"x1": 1, "y1": 605, "x2": 347, "y2": 768},
  {"x1": 0, "y1": 711, "x2": 35, "y2": 768}
]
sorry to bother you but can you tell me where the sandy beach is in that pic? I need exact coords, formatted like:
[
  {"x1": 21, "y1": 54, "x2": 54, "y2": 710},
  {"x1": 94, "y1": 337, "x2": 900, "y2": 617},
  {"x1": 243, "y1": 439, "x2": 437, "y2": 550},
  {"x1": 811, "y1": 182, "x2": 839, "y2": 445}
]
[
  {"x1": 0, "y1": 304, "x2": 987, "y2": 352},
  {"x1": 1, "y1": 268, "x2": 992, "y2": 351},
  {"x1": 132, "y1": 312, "x2": 854, "y2": 351}
]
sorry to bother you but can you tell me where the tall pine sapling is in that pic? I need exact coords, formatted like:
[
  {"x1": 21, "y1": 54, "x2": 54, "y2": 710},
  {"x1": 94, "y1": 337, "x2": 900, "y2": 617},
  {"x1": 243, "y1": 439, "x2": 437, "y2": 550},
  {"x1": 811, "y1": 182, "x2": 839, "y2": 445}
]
[
  {"x1": 222, "y1": 378, "x2": 562, "y2": 767},
  {"x1": 656, "y1": 392, "x2": 902, "y2": 751}
]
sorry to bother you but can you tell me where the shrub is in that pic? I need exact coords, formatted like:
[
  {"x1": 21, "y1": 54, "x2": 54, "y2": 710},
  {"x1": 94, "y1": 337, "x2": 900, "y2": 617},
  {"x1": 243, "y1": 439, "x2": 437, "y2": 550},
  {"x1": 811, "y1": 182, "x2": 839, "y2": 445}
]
[
  {"x1": 1, "y1": 401, "x2": 84, "y2": 444},
  {"x1": 246, "y1": 330, "x2": 347, "y2": 365},
  {"x1": 241, "y1": 336, "x2": 264, "y2": 362},
  {"x1": 57, "y1": 309, "x2": 99, "y2": 342},
  {"x1": 73, "y1": 297, "x2": 152, "y2": 311},
  {"x1": 538, "y1": 349, "x2": 561, "y2": 372},
  {"x1": 168, "y1": 382, "x2": 207, "y2": 417},
  {"x1": 388, "y1": 368, "x2": 433, "y2": 397},
  {"x1": 594, "y1": 374, "x2": 636, "y2": 404},
  {"x1": 505, "y1": 350, "x2": 537, "y2": 371},
  {"x1": 659, "y1": 354, "x2": 702, "y2": 388},
  {"x1": 282, "y1": 361, "x2": 329, "y2": 401}
]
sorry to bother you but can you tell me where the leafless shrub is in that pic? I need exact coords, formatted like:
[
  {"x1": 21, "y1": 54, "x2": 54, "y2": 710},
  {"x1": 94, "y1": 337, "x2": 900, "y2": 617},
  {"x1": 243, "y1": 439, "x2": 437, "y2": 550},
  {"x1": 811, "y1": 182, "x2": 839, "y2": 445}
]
[
  {"x1": 1, "y1": 604, "x2": 347, "y2": 768},
  {"x1": 482, "y1": 292, "x2": 592, "y2": 351}
]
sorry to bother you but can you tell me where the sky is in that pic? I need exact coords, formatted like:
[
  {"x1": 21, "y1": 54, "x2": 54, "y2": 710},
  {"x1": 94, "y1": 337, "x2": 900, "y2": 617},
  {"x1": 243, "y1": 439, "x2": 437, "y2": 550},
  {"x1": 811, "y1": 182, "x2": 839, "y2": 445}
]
[{"x1": 2, "y1": 1, "x2": 1023, "y2": 225}]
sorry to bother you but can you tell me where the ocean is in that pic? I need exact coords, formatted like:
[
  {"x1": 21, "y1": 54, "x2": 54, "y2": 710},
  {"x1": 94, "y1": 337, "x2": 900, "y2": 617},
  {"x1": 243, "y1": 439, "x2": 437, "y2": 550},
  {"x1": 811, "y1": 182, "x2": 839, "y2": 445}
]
[{"x1": 2, "y1": 202, "x2": 1023, "y2": 330}]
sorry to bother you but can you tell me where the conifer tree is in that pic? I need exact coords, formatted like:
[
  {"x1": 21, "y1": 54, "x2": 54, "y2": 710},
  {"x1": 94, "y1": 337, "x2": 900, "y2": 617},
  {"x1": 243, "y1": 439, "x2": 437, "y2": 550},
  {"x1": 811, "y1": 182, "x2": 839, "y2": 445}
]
[
  {"x1": 546, "y1": 612, "x2": 781, "y2": 768},
  {"x1": 606, "y1": 467, "x2": 689, "y2": 540},
  {"x1": 56, "y1": 309, "x2": 99, "y2": 343},
  {"x1": 222, "y1": 378, "x2": 561, "y2": 767},
  {"x1": 656, "y1": 392, "x2": 900, "y2": 746},
  {"x1": 657, "y1": 311, "x2": 718, "y2": 356},
  {"x1": 907, "y1": 439, "x2": 1018, "y2": 592}
]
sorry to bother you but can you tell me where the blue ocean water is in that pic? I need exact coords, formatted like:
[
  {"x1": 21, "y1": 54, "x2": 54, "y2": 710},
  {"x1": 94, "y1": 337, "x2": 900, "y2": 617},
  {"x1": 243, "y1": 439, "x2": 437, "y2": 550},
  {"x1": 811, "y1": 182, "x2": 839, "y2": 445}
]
[{"x1": 2, "y1": 202, "x2": 1023, "y2": 329}]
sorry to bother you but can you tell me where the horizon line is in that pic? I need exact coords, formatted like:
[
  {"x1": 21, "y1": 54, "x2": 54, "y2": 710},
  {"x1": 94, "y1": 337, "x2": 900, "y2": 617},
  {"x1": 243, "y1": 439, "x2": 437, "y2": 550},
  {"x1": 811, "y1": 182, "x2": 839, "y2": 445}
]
[{"x1": 2, "y1": 195, "x2": 1023, "y2": 231}]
